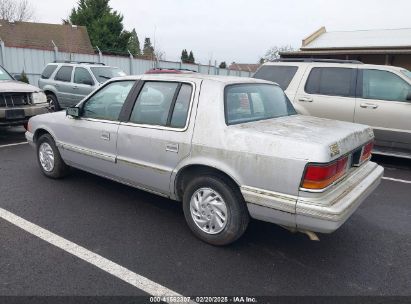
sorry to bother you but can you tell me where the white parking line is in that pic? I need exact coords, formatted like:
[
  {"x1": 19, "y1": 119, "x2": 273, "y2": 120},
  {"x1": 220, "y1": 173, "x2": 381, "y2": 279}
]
[
  {"x1": 0, "y1": 142, "x2": 28, "y2": 148},
  {"x1": 0, "y1": 207, "x2": 191, "y2": 302},
  {"x1": 382, "y1": 177, "x2": 411, "y2": 184}
]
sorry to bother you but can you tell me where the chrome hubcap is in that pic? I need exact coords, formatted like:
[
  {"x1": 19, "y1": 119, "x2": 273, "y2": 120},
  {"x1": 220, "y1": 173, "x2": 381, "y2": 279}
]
[
  {"x1": 39, "y1": 142, "x2": 54, "y2": 172},
  {"x1": 190, "y1": 187, "x2": 228, "y2": 234}
]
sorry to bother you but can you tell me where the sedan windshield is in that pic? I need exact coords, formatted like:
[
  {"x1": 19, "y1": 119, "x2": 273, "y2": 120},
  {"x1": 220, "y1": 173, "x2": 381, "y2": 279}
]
[
  {"x1": 0, "y1": 66, "x2": 13, "y2": 81},
  {"x1": 225, "y1": 84, "x2": 296, "y2": 125},
  {"x1": 90, "y1": 67, "x2": 127, "y2": 83}
]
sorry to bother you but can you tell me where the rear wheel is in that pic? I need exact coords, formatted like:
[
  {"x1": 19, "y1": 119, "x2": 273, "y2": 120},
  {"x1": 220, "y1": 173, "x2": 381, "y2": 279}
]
[
  {"x1": 183, "y1": 174, "x2": 249, "y2": 246},
  {"x1": 36, "y1": 134, "x2": 69, "y2": 178},
  {"x1": 46, "y1": 93, "x2": 60, "y2": 112}
]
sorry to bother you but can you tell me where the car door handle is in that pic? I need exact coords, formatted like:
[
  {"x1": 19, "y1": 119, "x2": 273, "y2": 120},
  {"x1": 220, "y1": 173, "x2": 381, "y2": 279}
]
[
  {"x1": 360, "y1": 103, "x2": 379, "y2": 109},
  {"x1": 166, "y1": 143, "x2": 179, "y2": 153},
  {"x1": 73, "y1": 85, "x2": 78, "y2": 89},
  {"x1": 100, "y1": 131, "x2": 110, "y2": 141},
  {"x1": 298, "y1": 97, "x2": 313, "y2": 102}
]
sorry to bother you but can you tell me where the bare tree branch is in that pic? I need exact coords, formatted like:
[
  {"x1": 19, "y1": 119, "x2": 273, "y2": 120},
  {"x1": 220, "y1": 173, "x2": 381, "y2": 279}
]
[
  {"x1": 154, "y1": 49, "x2": 166, "y2": 61},
  {"x1": 0, "y1": 0, "x2": 35, "y2": 22},
  {"x1": 261, "y1": 45, "x2": 295, "y2": 62}
]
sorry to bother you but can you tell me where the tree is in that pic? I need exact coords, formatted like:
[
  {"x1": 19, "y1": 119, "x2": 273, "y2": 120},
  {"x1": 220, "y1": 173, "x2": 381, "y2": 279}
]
[
  {"x1": 262, "y1": 45, "x2": 294, "y2": 62},
  {"x1": 127, "y1": 28, "x2": 141, "y2": 56},
  {"x1": 181, "y1": 49, "x2": 188, "y2": 63},
  {"x1": 143, "y1": 37, "x2": 154, "y2": 57},
  {"x1": 154, "y1": 49, "x2": 165, "y2": 61},
  {"x1": 19, "y1": 70, "x2": 29, "y2": 84},
  {"x1": 188, "y1": 51, "x2": 195, "y2": 64},
  {"x1": 219, "y1": 61, "x2": 227, "y2": 69},
  {"x1": 68, "y1": 0, "x2": 131, "y2": 53},
  {"x1": 0, "y1": 0, "x2": 34, "y2": 22}
]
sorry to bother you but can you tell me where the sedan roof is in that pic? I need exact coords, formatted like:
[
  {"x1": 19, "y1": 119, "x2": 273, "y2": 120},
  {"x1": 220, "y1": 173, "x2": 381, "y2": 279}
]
[{"x1": 110, "y1": 73, "x2": 275, "y2": 85}]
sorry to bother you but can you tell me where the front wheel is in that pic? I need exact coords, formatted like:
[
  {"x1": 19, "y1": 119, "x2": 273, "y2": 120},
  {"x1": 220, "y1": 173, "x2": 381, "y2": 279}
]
[
  {"x1": 183, "y1": 175, "x2": 249, "y2": 246},
  {"x1": 36, "y1": 134, "x2": 69, "y2": 178}
]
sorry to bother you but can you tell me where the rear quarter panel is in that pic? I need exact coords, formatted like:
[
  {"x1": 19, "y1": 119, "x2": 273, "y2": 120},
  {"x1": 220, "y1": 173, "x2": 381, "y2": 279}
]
[{"x1": 182, "y1": 79, "x2": 306, "y2": 197}]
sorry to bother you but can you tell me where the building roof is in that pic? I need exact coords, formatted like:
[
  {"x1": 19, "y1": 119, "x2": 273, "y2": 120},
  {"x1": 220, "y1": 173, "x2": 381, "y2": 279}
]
[
  {"x1": 0, "y1": 20, "x2": 94, "y2": 54},
  {"x1": 228, "y1": 63, "x2": 261, "y2": 72},
  {"x1": 302, "y1": 27, "x2": 411, "y2": 50}
]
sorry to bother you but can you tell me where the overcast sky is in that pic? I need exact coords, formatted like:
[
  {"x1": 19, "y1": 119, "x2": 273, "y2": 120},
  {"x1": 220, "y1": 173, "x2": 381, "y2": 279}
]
[{"x1": 30, "y1": 0, "x2": 411, "y2": 64}]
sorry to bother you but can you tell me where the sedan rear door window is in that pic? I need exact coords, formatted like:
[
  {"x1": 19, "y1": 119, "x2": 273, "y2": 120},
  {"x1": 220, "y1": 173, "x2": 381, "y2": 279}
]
[
  {"x1": 130, "y1": 82, "x2": 193, "y2": 128},
  {"x1": 170, "y1": 84, "x2": 192, "y2": 128}
]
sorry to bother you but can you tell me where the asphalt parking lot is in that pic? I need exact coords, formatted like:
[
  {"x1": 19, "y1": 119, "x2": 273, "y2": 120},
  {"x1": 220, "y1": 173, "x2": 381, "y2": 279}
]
[{"x1": 0, "y1": 126, "x2": 410, "y2": 301}]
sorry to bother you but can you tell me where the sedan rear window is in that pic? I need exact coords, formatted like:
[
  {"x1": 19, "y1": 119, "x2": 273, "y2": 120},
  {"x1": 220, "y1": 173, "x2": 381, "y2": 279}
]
[
  {"x1": 225, "y1": 84, "x2": 296, "y2": 125},
  {"x1": 253, "y1": 66, "x2": 298, "y2": 90}
]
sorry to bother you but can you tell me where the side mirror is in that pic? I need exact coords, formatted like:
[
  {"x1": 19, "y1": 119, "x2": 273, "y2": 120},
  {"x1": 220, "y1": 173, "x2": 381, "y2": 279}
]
[
  {"x1": 407, "y1": 91, "x2": 411, "y2": 101},
  {"x1": 66, "y1": 107, "x2": 80, "y2": 118}
]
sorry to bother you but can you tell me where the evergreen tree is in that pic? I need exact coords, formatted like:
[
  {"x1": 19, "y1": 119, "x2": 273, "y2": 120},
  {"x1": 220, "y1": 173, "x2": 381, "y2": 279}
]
[
  {"x1": 219, "y1": 61, "x2": 227, "y2": 69},
  {"x1": 19, "y1": 70, "x2": 29, "y2": 84},
  {"x1": 188, "y1": 51, "x2": 195, "y2": 64},
  {"x1": 128, "y1": 29, "x2": 141, "y2": 56},
  {"x1": 68, "y1": 0, "x2": 131, "y2": 53},
  {"x1": 143, "y1": 37, "x2": 154, "y2": 56},
  {"x1": 181, "y1": 49, "x2": 189, "y2": 63}
]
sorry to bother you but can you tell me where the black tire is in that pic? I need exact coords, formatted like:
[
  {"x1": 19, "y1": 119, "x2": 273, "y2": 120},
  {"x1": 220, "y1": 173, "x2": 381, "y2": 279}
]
[
  {"x1": 183, "y1": 174, "x2": 249, "y2": 246},
  {"x1": 36, "y1": 133, "x2": 70, "y2": 179},
  {"x1": 46, "y1": 93, "x2": 60, "y2": 112}
]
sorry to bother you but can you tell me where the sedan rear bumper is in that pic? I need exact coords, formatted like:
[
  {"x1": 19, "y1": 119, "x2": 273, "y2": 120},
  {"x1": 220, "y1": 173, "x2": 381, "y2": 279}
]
[
  {"x1": 296, "y1": 161, "x2": 383, "y2": 233},
  {"x1": 243, "y1": 161, "x2": 383, "y2": 234}
]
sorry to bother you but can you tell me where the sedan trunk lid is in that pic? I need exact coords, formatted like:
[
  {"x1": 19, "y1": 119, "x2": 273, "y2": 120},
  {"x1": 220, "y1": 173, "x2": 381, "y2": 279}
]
[{"x1": 230, "y1": 115, "x2": 374, "y2": 162}]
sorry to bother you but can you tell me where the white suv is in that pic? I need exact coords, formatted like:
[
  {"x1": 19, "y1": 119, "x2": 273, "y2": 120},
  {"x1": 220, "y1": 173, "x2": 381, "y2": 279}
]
[{"x1": 254, "y1": 59, "x2": 411, "y2": 159}]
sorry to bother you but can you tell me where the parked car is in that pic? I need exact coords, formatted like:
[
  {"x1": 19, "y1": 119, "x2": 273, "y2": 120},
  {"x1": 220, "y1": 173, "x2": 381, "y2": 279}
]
[
  {"x1": 254, "y1": 59, "x2": 411, "y2": 159},
  {"x1": 38, "y1": 61, "x2": 127, "y2": 111},
  {"x1": 26, "y1": 74, "x2": 383, "y2": 245},
  {"x1": 0, "y1": 65, "x2": 48, "y2": 127},
  {"x1": 145, "y1": 68, "x2": 197, "y2": 74}
]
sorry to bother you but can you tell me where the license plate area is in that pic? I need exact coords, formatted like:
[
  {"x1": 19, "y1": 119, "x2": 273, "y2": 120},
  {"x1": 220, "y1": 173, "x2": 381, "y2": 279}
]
[
  {"x1": 5, "y1": 109, "x2": 25, "y2": 120},
  {"x1": 351, "y1": 147, "x2": 364, "y2": 167}
]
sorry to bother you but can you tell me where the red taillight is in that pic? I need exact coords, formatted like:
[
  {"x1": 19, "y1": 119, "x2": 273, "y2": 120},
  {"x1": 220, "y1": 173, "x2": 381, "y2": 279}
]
[
  {"x1": 302, "y1": 156, "x2": 349, "y2": 190},
  {"x1": 361, "y1": 141, "x2": 374, "y2": 162},
  {"x1": 335, "y1": 156, "x2": 349, "y2": 179},
  {"x1": 305, "y1": 162, "x2": 337, "y2": 181}
]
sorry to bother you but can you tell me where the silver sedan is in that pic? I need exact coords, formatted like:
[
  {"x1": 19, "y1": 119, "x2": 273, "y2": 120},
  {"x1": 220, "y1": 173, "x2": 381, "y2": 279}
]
[{"x1": 26, "y1": 74, "x2": 383, "y2": 245}]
